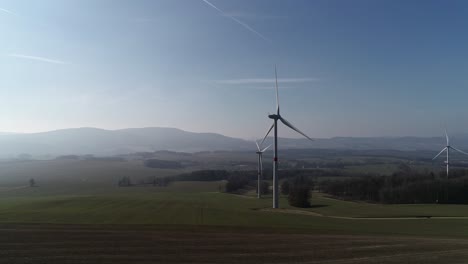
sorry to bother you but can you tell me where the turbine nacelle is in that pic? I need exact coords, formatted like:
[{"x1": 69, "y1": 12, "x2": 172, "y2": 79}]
[
  {"x1": 255, "y1": 140, "x2": 271, "y2": 153},
  {"x1": 268, "y1": 114, "x2": 279, "y2": 120}
]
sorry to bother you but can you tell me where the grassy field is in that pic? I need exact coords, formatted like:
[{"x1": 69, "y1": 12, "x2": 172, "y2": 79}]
[
  {"x1": 301, "y1": 192, "x2": 468, "y2": 218},
  {"x1": 1, "y1": 189, "x2": 468, "y2": 263},
  {"x1": 1, "y1": 185, "x2": 468, "y2": 238},
  {"x1": 0, "y1": 159, "x2": 184, "y2": 196},
  {"x1": 344, "y1": 164, "x2": 401, "y2": 175},
  {"x1": 1, "y1": 159, "x2": 468, "y2": 263}
]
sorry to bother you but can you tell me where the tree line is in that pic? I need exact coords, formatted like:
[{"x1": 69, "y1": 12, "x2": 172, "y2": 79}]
[
  {"x1": 120, "y1": 169, "x2": 315, "y2": 207},
  {"x1": 320, "y1": 165, "x2": 468, "y2": 204}
]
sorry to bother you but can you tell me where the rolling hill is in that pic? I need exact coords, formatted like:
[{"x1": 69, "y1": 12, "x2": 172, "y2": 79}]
[{"x1": 0, "y1": 127, "x2": 464, "y2": 158}]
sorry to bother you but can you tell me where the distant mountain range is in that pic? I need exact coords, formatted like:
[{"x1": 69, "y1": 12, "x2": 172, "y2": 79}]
[{"x1": 0, "y1": 127, "x2": 463, "y2": 158}]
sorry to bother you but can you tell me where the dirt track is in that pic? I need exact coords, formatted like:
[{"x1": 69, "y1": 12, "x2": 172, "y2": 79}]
[
  {"x1": 261, "y1": 208, "x2": 468, "y2": 220},
  {"x1": 0, "y1": 224, "x2": 468, "y2": 264}
]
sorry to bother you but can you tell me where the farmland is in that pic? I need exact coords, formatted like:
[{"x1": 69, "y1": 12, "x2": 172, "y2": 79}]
[
  {"x1": 1, "y1": 224, "x2": 468, "y2": 264},
  {"x1": 0, "y1": 157, "x2": 468, "y2": 263}
]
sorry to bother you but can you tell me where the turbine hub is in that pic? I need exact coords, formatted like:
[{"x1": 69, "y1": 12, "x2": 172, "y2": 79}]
[{"x1": 268, "y1": 114, "x2": 279, "y2": 120}]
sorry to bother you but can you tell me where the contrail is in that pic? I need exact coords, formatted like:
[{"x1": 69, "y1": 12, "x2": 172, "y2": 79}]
[
  {"x1": 214, "y1": 78, "x2": 319, "y2": 84},
  {"x1": 202, "y1": 0, "x2": 270, "y2": 42},
  {"x1": 0, "y1": 7, "x2": 16, "y2": 15},
  {"x1": 8, "y1": 54, "x2": 66, "y2": 64}
]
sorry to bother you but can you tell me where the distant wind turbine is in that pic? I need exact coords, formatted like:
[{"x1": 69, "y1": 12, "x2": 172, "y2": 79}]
[
  {"x1": 255, "y1": 141, "x2": 271, "y2": 199},
  {"x1": 260, "y1": 66, "x2": 313, "y2": 208},
  {"x1": 432, "y1": 129, "x2": 468, "y2": 178}
]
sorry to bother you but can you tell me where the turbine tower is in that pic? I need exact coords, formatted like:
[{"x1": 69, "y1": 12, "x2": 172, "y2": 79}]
[
  {"x1": 255, "y1": 141, "x2": 271, "y2": 199},
  {"x1": 433, "y1": 129, "x2": 468, "y2": 178},
  {"x1": 260, "y1": 66, "x2": 313, "y2": 208}
]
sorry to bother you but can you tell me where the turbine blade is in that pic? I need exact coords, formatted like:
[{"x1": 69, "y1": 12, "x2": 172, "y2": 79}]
[
  {"x1": 445, "y1": 128, "x2": 449, "y2": 146},
  {"x1": 261, "y1": 144, "x2": 272, "y2": 152},
  {"x1": 255, "y1": 141, "x2": 260, "y2": 151},
  {"x1": 452, "y1": 146, "x2": 468, "y2": 156},
  {"x1": 279, "y1": 117, "x2": 313, "y2": 141},
  {"x1": 260, "y1": 123, "x2": 275, "y2": 146},
  {"x1": 275, "y1": 65, "x2": 279, "y2": 115},
  {"x1": 432, "y1": 147, "x2": 447, "y2": 160}
]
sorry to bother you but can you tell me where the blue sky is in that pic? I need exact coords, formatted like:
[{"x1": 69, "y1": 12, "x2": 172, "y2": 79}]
[{"x1": 1, "y1": 0, "x2": 468, "y2": 138}]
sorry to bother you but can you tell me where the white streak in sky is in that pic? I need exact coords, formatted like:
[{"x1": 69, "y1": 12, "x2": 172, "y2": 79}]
[
  {"x1": 252, "y1": 86, "x2": 307, "y2": 90},
  {"x1": 8, "y1": 54, "x2": 67, "y2": 64},
  {"x1": 0, "y1": 7, "x2": 16, "y2": 15},
  {"x1": 202, "y1": 0, "x2": 270, "y2": 42},
  {"x1": 213, "y1": 78, "x2": 319, "y2": 85},
  {"x1": 223, "y1": 12, "x2": 286, "y2": 20}
]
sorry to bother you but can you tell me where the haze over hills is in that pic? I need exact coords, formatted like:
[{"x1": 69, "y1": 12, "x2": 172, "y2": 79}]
[
  {"x1": 0, "y1": 127, "x2": 464, "y2": 158},
  {"x1": 0, "y1": 127, "x2": 252, "y2": 158}
]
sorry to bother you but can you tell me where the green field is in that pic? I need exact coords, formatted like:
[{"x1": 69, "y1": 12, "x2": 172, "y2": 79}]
[
  {"x1": 1, "y1": 159, "x2": 468, "y2": 263},
  {"x1": 0, "y1": 159, "x2": 468, "y2": 237},
  {"x1": 1, "y1": 181, "x2": 468, "y2": 238}
]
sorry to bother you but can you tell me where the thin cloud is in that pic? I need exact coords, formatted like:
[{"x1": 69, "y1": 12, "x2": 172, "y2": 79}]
[
  {"x1": 213, "y1": 78, "x2": 319, "y2": 85},
  {"x1": 252, "y1": 86, "x2": 305, "y2": 90},
  {"x1": 8, "y1": 54, "x2": 67, "y2": 65},
  {"x1": 0, "y1": 7, "x2": 16, "y2": 15},
  {"x1": 201, "y1": 0, "x2": 270, "y2": 42},
  {"x1": 223, "y1": 12, "x2": 286, "y2": 20}
]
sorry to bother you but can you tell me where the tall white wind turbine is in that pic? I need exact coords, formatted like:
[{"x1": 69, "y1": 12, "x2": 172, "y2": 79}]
[
  {"x1": 433, "y1": 129, "x2": 468, "y2": 178},
  {"x1": 260, "y1": 66, "x2": 313, "y2": 208},
  {"x1": 255, "y1": 141, "x2": 271, "y2": 199}
]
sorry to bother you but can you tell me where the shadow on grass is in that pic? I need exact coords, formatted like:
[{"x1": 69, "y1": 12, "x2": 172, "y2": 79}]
[
  {"x1": 250, "y1": 204, "x2": 329, "y2": 210},
  {"x1": 309, "y1": 204, "x2": 329, "y2": 209}
]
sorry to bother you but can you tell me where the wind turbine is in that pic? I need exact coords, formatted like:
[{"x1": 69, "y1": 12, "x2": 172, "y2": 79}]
[
  {"x1": 433, "y1": 129, "x2": 468, "y2": 179},
  {"x1": 260, "y1": 66, "x2": 313, "y2": 208},
  {"x1": 255, "y1": 141, "x2": 271, "y2": 198}
]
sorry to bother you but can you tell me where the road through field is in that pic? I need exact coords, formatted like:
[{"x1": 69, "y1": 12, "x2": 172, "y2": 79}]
[{"x1": 262, "y1": 208, "x2": 468, "y2": 220}]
